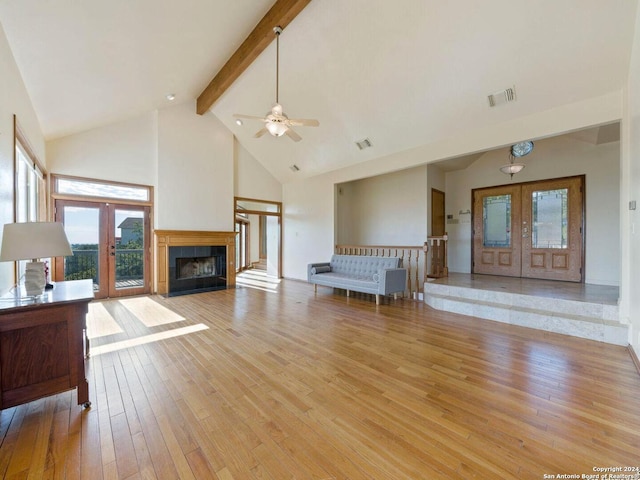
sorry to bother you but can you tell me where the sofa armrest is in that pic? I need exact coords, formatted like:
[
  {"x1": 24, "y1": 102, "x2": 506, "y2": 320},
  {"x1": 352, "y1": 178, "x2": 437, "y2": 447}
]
[
  {"x1": 378, "y1": 268, "x2": 407, "y2": 295},
  {"x1": 307, "y1": 262, "x2": 331, "y2": 282}
]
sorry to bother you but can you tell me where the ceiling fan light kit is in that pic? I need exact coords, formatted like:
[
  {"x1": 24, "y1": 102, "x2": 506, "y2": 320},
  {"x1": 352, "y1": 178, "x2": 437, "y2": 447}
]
[{"x1": 233, "y1": 26, "x2": 318, "y2": 142}]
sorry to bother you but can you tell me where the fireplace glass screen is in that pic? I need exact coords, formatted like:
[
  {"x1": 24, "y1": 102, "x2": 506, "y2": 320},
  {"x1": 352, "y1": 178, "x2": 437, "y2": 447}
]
[{"x1": 176, "y1": 257, "x2": 217, "y2": 280}]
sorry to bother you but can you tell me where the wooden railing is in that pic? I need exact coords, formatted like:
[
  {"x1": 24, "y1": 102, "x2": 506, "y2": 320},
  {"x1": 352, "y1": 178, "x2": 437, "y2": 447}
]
[
  {"x1": 426, "y1": 235, "x2": 448, "y2": 279},
  {"x1": 335, "y1": 244, "x2": 428, "y2": 300},
  {"x1": 335, "y1": 237, "x2": 449, "y2": 300}
]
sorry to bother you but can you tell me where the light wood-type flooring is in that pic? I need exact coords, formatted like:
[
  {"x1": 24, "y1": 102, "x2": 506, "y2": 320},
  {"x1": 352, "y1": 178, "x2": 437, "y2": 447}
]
[{"x1": 0, "y1": 276, "x2": 639, "y2": 479}]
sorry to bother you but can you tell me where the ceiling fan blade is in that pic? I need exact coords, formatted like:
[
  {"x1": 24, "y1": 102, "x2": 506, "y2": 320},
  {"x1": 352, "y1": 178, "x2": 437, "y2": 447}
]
[
  {"x1": 254, "y1": 127, "x2": 269, "y2": 138},
  {"x1": 288, "y1": 118, "x2": 319, "y2": 127},
  {"x1": 285, "y1": 128, "x2": 302, "y2": 142},
  {"x1": 234, "y1": 113, "x2": 266, "y2": 121}
]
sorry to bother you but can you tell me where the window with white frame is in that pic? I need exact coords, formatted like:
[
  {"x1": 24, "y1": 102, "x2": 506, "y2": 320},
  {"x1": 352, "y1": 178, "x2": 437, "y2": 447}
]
[
  {"x1": 14, "y1": 123, "x2": 47, "y2": 280},
  {"x1": 16, "y1": 142, "x2": 44, "y2": 223}
]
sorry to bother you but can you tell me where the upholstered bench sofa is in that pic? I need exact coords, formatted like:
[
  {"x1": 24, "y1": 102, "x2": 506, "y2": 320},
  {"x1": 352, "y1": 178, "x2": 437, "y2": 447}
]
[{"x1": 307, "y1": 254, "x2": 407, "y2": 304}]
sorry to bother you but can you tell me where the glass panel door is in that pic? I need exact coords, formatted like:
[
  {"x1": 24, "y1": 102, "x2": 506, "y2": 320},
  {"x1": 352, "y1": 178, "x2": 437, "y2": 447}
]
[
  {"x1": 111, "y1": 207, "x2": 149, "y2": 296},
  {"x1": 473, "y1": 176, "x2": 584, "y2": 282},
  {"x1": 521, "y1": 177, "x2": 583, "y2": 281},
  {"x1": 472, "y1": 185, "x2": 522, "y2": 277},
  {"x1": 483, "y1": 194, "x2": 512, "y2": 248},
  {"x1": 55, "y1": 200, "x2": 150, "y2": 299},
  {"x1": 531, "y1": 189, "x2": 568, "y2": 249},
  {"x1": 55, "y1": 200, "x2": 108, "y2": 298}
]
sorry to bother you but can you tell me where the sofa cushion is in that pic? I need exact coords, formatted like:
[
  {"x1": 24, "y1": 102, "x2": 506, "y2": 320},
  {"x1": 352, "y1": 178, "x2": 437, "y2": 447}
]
[
  {"x1": 311, "y1": 265, "x2": 331, "y2": 274},
  {"x1": 330, "y1": 255, "x2": 400, "y2": 278}
]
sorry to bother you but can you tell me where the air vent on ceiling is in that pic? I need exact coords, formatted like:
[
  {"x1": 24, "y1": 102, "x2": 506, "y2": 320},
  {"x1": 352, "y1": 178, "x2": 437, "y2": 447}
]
[
  {"x1": 289, "y1": 164, "x2": 300, "y2": 172},
  {"x1": 487, "y1": 87, "x2": 516, "y2": 107},
  {"x1": 356, "y1": 138, "x2": 373, "y2": 150}
]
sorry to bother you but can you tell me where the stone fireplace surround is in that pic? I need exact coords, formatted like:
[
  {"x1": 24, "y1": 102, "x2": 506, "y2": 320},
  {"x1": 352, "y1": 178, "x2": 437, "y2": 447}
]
[{"x1": 155, "y1": 230, "x2": 235, "y2": 295}]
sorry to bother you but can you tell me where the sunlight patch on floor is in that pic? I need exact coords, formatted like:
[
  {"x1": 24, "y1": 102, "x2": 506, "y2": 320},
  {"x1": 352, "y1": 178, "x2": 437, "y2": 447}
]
[
  {"x1": 90, "y1": 323, "x2": 209, "y2": 356},
  {"x1": 87, "y1": 302, "x2": 123, "y2": 339},
  {"x1": 119, "y1": 296, "x2": 185, "y2": 326},
  {"x1": 236, "y1": 270, "x2": 281, "y2": 293}
]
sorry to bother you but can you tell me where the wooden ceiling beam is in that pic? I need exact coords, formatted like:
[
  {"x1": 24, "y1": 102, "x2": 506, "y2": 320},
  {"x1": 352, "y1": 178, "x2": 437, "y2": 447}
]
[{"x1": 196, "y1": 0, "x2": 312, "y2": 115}]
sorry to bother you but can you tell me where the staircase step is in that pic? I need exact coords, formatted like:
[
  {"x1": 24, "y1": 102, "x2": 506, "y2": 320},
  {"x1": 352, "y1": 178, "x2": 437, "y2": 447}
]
[{"x1": 424, "y1": 289, "x2": 628, "y2": 346}]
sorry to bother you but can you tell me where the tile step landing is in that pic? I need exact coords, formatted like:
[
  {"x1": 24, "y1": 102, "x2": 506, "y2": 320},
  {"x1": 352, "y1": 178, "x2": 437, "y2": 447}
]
[{"x1": 424, "y1": 282, "x2": 628, "y2": 346}]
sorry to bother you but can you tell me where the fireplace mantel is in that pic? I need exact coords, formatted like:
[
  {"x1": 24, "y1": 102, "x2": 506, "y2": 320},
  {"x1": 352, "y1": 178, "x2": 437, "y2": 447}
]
[{"x1": 155, "y1": 230, "x2": 235, "y2": 295}]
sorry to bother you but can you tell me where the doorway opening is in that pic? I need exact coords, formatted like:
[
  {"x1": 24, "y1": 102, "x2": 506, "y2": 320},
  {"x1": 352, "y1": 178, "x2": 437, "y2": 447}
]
[
  {"x1": 234, "y1": 197, "x2": 282, "y2": 278},
  {"x1": 431, "y1": 188, "x2": 445, "y2": 236}
]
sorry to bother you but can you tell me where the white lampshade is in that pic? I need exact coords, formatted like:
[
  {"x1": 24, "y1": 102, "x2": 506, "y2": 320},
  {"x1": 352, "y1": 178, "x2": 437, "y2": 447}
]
[
  {"x1": 1, "y1": 222, "x2": 73, "y2": 296},
  {"x1": 0, "y1": 222, "x2": 73, "y2": 262},
  {"x1": 499, "y1": 163, "x2": 525, "y2": 175}
]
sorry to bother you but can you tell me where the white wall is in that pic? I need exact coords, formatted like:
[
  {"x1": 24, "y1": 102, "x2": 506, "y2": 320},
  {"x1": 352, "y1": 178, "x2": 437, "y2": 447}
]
[
  {"x1": 624, "y1": 5, "x2": 640, "y2": 356},
  {"x1": 48, "y1": 101, "x2": 236, "y2": 233},
  {"x1": 444, "y1": 135, "x2": 620, "y2": 285},
  {"x1": 284, "y1": 175, "x2": 336, "y2": 268},
  {"x1": 157, "y1": 101, "x2": 234, "y2": 231},
  {"x1": 234, "y1": 137, "x2": 282, "y2": 201},
  {"x1": 47, "y1": 111, "x2": 157, "y2": 187},
  {"x1": 0, "y1": 24, "x2": 46, "y2": 294},
  {"x1": 336, "y1": 165, "x2": 427, "y2": 245}
]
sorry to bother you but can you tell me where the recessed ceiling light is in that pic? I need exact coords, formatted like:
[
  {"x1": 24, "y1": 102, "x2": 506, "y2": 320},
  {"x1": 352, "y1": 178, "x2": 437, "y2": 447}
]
[
  {"x1": 166, "y1": 93, "x2": 176, "y2": 101},
  {"x1": 235, "y1": 119, "x2": 243, "y2": 126}
]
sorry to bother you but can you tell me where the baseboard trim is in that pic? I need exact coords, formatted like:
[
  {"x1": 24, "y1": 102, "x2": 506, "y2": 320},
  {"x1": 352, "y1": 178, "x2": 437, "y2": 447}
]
[{"x1": 628, "y1": 344, "x2": 640, "y2": 377}]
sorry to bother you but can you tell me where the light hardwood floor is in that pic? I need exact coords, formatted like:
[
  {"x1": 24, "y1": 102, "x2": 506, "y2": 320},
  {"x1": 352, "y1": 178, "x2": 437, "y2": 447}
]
[{"x1": 1, "y1": 278, "x2": 639, "y2": 479}]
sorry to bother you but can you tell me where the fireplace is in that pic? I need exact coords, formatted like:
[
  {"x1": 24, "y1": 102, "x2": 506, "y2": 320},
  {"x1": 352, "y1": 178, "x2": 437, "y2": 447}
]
[
  {"x1": 155, "y1": 230, "x2": 236, "y2": 296},
  {"x1": 168, "y1": 246, "x2": 226, "y2": 296}
]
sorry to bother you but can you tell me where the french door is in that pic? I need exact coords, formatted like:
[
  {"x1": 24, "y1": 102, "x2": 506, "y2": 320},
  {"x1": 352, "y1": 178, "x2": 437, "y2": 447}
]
[
  {"x1": 54, "y1": 199, "x2": 151, "y2": 299},
  {"x1": 472, "y1": 176, "x2": 584, "y2": 282}
]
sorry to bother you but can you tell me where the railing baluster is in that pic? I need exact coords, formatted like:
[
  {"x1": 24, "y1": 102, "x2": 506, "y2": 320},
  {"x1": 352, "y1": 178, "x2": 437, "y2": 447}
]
[{"x1": 334, "y1": 243, "x2": 441, "y2": 301}]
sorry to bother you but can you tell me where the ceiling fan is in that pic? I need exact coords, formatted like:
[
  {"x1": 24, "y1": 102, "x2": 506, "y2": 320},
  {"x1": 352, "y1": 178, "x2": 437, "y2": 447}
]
[{"x1": 233, "y1": 26, "x2": 319, "y2": 142}]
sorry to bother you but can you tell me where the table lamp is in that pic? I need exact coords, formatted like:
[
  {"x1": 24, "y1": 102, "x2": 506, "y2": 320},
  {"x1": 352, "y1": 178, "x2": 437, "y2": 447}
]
[{"x1": 0, "y1": 222, "x2": 73, "y2": 296}]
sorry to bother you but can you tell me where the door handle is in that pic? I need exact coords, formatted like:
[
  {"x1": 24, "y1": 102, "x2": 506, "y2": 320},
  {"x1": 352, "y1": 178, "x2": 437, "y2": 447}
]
[{"x1": 522, "y1": 234, "x2": 529, "y2": 238}]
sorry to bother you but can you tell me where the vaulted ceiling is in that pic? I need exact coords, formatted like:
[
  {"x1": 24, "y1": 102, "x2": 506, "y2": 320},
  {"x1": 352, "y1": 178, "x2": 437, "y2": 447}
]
[{"x1": 0, "y1": 0, "x2": 635, "y2": 184}]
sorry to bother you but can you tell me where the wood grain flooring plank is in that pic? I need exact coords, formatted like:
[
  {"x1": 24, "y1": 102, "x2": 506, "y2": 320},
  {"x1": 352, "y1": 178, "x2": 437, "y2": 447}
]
[{"x1": 1, "y1": 279, "x2": 639, "y2": 479}]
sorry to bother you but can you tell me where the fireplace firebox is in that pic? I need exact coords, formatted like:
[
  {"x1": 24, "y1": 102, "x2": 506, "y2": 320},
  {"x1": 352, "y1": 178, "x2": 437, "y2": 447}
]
[{"x1": 168, "y1": 246, "x2": 226, "y2": 296}]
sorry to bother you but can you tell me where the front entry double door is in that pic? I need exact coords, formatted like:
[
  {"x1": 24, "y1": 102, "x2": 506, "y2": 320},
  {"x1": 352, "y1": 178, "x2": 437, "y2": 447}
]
[
  {"x1": 472, "y1": 176, "x2": 584, "y2": 282},
  {"x1": 54, "y1": 200, "x2": 151, "y2": 299}
]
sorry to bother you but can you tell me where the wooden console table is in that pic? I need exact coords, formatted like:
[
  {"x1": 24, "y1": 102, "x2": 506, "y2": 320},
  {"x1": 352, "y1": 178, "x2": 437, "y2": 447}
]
[{"x1": 0, "y1": 279, "x2": 94, "y2": 409}]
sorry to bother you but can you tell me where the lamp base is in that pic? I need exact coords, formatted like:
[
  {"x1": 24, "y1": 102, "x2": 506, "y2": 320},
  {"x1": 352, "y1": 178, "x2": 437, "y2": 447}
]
[{"x1": 24, "y1": 261, "x2": 46, "y2": 297}]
